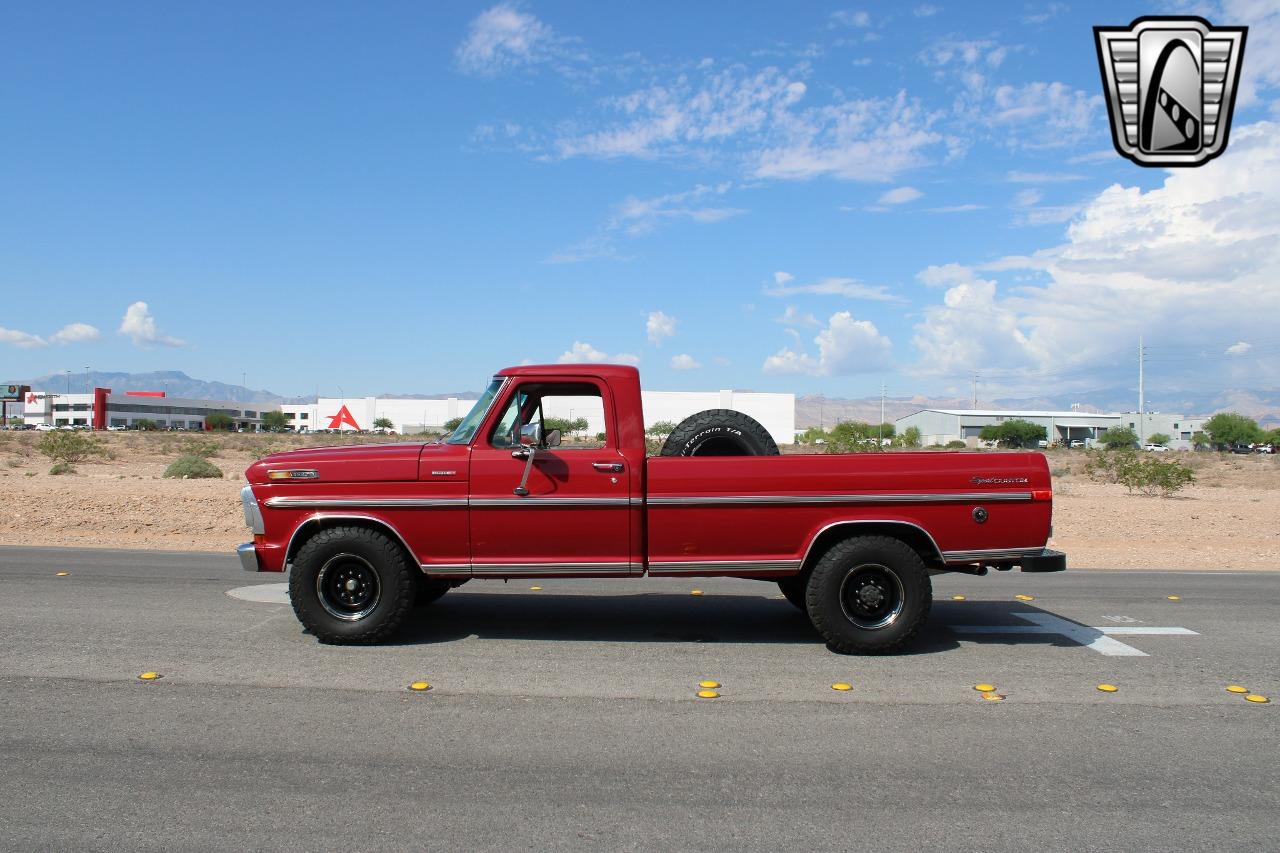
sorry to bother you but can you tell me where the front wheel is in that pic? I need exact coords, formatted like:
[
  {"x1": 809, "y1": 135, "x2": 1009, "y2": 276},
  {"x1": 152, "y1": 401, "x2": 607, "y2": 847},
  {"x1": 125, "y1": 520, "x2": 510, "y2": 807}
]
[
  {"x1": 805, "y1": 536, "x2": 931, "y2": 654},
  {"x1": 288, "y1": 526, "x2": 416, "y2": 644}
]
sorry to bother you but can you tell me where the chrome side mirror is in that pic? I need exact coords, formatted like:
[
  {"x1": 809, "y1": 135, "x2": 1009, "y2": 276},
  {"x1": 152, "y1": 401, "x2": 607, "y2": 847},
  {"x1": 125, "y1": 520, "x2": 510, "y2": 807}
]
[{"x1": 519, "y1": 423, "x2": 542, "y2": 447}]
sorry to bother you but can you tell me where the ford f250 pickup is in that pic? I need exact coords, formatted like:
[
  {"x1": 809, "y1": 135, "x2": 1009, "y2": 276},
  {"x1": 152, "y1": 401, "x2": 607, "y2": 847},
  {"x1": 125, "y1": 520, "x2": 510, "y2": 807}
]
[{"x1": 239, "y1": 364, "x2": 1064, "y2": 653}]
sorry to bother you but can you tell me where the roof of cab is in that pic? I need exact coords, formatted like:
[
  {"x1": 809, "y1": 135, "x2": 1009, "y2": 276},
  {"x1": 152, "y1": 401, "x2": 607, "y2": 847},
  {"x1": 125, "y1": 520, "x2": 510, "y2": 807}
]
[{"x1": 495, "y1": 364, "x2": 640, "y2": 381}]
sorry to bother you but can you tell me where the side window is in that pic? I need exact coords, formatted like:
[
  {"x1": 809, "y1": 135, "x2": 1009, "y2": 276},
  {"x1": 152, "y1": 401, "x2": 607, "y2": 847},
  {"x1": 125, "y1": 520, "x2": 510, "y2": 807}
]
[
  {"x1": 540, "y1": 390, "x2": 606, "y2": 449},
  {"x1": 487, "y1": 383, "x2": 608, "y2": 449}
]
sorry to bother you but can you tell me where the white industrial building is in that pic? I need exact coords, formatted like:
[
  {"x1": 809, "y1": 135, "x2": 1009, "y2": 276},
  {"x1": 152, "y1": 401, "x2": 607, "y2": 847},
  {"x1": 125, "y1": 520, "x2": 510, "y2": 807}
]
[
  {"x1": 895, "y1": 408, "x2": 1207, "y2": 450},
  {"x1": 22, "y1": 389, "x2": 264, "y2": 430},
  {"x1": 283, "y1": 389, "x2": 796, "y2": 445}
]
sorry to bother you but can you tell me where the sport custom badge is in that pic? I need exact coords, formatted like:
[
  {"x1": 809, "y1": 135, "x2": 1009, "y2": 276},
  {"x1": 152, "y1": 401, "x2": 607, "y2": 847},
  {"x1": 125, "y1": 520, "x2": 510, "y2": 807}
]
[{"x1": 1094, "y1": 16, "x2": 1247, "y2": 167}]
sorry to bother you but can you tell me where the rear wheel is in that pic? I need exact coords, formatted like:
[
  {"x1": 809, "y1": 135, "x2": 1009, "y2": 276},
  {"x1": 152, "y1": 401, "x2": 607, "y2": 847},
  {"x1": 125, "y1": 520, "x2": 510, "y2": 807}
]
[
  {"x1": 288, "y1": 526, "x2": 416, "y2": 644},
  {"x1": 805, "y1": 535, "x2": 931, "y2": 654}
]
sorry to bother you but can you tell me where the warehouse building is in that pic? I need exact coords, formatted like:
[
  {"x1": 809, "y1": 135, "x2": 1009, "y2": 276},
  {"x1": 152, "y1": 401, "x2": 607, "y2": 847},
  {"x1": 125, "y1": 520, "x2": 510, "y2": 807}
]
[
  {"x1": 895, "y1": 408, "x2": 1206, "y2": 449},
  {"x1": 22, "y1": 388, "x2": 264, "y2": 431},
  {"x1": 895, "y1": 408, "x2": 1121, "y2": 448}
]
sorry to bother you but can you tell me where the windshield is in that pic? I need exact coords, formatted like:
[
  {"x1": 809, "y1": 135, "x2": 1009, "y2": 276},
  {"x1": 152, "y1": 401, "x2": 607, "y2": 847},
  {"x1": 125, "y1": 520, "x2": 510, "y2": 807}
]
[{"x1": 445, "y1": 378, "x2": 505, "y2": 444}]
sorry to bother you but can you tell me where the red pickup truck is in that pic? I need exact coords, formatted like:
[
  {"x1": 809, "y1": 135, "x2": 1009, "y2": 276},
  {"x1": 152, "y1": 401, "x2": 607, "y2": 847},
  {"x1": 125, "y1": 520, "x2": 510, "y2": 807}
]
[{"x1": 239, "y1": 364, "x2": 1063, "y2": 653}]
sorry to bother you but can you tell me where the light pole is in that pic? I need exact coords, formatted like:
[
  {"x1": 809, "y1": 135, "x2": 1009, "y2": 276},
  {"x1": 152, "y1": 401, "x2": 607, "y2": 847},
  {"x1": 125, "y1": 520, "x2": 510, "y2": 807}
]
[{"x1": 84, "y1": 367, "x2": 91, "y2": 393}]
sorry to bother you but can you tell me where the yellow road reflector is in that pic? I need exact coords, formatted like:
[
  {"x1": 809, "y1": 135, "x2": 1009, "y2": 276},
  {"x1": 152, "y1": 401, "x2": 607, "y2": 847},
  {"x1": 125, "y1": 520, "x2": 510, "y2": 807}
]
[
  {"x1": 831, "y1": 682, "x2": 852, "y2": 691},
  {"x1": 1014, "y1": 594, "x2": 1035, "y2": 601},
  {"x1": 55, "y1": 572, "x2": 69, "y2": 577},
  {"x1": 1097, "y1": 684, "x2": 1119, "y2": 693},
  {"x1": 1245, "y1": 694, "x2": 1270, "y2": 704},
  {"x1": 408, "y1": 681, "x2": 432, "y2": 692},
  {"x1": 1226, "y1": 685, "x2": 1249, "y2": 694},
  {"x1": 138, "y1": 672, "x2": 161, "y2": 681},
  {"x1": 698, "y1": 680, "x2": 721, "y2": 689},
  {"x1": 973, "y1": 683, "x2": 996, "y2": 692},
  {"x1": 529, "y1": 586, "x2": 542, "y2": 591},
  {"x1": 696, "y1": 689, "x2": 720, "y2": 699},
  {"x1": 1167, "y1": 595, "x2": 1181, "y2": 601},
  {"x1": 951, "y1": 595, "x2": 966, "y2": 601},
  {"x1": 981, "y1": 692, "x2": 1005, "y2": 701},
  {"x1": 690, "y1": 589, "x2": 704, "y2": 596}
]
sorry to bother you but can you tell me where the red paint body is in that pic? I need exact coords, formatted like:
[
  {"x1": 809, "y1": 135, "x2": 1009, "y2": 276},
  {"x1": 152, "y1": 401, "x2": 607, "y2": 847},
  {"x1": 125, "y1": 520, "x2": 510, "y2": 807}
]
[{"x1": 242, "y1": 365, "x2": 1056, "y2": 579}]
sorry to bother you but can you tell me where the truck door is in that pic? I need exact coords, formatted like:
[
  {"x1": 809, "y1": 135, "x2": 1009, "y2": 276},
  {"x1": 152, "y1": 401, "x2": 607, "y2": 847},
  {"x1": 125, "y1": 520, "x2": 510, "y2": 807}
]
[{"x1": 468, "y1": 380, "x2": 635, "y2": 575}]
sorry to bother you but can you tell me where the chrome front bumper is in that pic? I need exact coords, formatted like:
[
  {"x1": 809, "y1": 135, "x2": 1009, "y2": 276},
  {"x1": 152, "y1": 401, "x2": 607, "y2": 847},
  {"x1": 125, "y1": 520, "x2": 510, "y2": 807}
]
[{"x1": 238, "y1": 542, "x2": 262, "y2": 572}]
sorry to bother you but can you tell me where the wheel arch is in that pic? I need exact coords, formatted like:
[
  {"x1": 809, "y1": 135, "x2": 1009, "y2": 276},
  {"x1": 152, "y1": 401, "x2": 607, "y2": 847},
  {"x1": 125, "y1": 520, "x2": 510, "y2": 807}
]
[
  {"x1": 800, "y1": 520, "x2": 945, "y2": 575},
  {"x1": 285, "y1": 514, "x2": 418, "y2": 571}
]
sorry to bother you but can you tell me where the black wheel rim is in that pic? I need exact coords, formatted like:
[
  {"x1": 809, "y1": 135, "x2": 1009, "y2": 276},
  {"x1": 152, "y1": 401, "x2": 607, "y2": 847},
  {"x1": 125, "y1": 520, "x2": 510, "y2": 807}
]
[
  {"x1": 316, "y1": 554, "x2": 381, "y2": 621},
  {"x1": 838, "y1": 563, "x2": 905, "y2": 630}
]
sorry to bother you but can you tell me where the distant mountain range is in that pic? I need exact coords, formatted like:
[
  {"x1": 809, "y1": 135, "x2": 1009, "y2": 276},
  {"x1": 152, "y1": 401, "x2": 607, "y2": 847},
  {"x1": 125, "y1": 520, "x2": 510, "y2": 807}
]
[{"x1": 19, "y1": 370, "x2": 1278, "y2": 427}]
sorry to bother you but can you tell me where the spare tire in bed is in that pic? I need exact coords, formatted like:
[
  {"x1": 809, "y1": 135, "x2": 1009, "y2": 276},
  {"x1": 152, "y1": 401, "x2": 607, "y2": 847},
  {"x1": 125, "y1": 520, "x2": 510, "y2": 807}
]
[{"x1": 658, "y1": 409, "x2": 780, "y2": 457}]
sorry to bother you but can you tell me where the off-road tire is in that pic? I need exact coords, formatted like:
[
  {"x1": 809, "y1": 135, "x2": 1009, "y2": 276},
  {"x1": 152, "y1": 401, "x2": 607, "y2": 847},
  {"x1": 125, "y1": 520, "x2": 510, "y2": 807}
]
[
  {"x1": 805, "y1": 535, "x2": 931, "y2": 654},
  {"x1": 288, "y1": 526, "x2": 416, "y2": 644},
  {"x1": 659, "y1": 409, "x2": 780, "y2": 457},
  {"x1": 777, "y1": 574, "x2": 807, "y2": 610}
]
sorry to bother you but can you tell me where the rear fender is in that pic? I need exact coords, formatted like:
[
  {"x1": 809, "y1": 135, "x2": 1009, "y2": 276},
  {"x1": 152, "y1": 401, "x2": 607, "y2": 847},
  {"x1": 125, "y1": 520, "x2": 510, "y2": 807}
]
[{"x1": 800, "y1": 520, "x2": 945, "y2": 575}]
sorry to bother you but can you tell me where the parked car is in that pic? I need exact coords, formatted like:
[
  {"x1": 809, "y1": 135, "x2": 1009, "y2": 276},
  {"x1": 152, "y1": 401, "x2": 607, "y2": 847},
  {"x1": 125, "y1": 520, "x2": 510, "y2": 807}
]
[
  {"x1": 1228, "y1": 444, "x2": 1254, "y2": 454},
  {"x1": 1255, "y1": 444, "x2": 1274, "y2": 454},
  {"x1": 1069, "y1": 440, "x2": 1085, "y2": 449},
  {"x1": 1142, "y1": 443, "x2": 1169, "y2": 452}
]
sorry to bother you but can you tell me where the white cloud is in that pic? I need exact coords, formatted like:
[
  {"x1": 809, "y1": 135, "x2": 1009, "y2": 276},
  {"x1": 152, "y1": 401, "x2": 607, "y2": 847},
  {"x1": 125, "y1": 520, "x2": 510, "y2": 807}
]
[
  {"x1": 1226, "y1": 341, "x2": 1252, "y2": 356},
  {"x1": 926, "y1": 203, "x2": 986, "y2": 213},
  {"x1": 878, "y1": 186, "x2": 923, "y2": 205},
  {"x1": 646, "y1": 311, "x2": 677, "y2": 346},
  {"x1": 0, "y1": 327, "x2": 46, "y2": 348},
  {"x1": 830, "y1": 10, "x2": 871, "y2": 27},
  {"x1": 908, "y1": 122, "x2": 1280, "y2": 390},
  {"x1": 611, "y1": 183, "x2": 744, "y2": 236},
  {"x1": 753, "y1": 91, "x2": 946, "y2": 182},
  {"x1": 557, "y1": 341, "x2": 640, "y2": 365},
  {"x1": 669, "y1": 353, "x2": 701, "y2": 370},
  {"x1": 1007, "y1": 170, "x2": 1084, "y2": 183},
  {"x1": 118, "y1": 301, "x2": 185, "y2": 348},
  {"x1": 776, "y1": 305, "x2": 821, "y2": 327},
  {"x1": 544, "y1": 235, "x2": 628, "y2": 264},
  {"x1": 765, "y1": 275, "x2": 904, "y2": 302},
  {"x1": 455, "y1": 3, "x2": 568, "y2": 76},
  {"x1": 1014, "y1": 188, "x2": 1042, "y2": 207},
  {"x1": 773, "y1": 271, "x2": 794, "y2": 285},
  {"x1": 913, "y1": 4, "x2": 941, "y2": 17},
  {"x1": 763, "y1": 311, "x2": 892, "y2": 376},
  {"x1": 552, "y1": 64, "x2": 947, "y2": 183},
  {"x1": 50, "y1": 323, "x2": 101, "y2": 345},
  {"x1": 990, "y1": 82, "x2": 1101, "y2": 148}
]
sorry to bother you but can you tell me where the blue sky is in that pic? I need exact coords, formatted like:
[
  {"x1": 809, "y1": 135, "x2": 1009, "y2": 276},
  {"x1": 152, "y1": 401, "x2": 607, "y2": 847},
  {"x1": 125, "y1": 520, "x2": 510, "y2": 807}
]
[{"x1": 3, "y1": 1, "x2": 1278, "y2": 400}]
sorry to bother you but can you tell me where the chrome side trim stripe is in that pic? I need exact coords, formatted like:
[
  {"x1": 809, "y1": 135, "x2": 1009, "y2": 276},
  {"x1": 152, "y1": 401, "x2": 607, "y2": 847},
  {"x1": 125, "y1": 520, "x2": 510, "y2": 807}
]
[
  {"x1": 646, "y1": 492, "x2": 1032, "y2": 507},
  {"x1": 648, "y1": 559, "x2": 801, "y2": 575},
  {"x1": 942, "y1": 546, "x2": 1046, "y2": 562},
  {"x1": 266, "y1": 497, "x2": 467, "y2": 509},
  {"x1": 470, "y1": 561, "x2": 640, "y2": 576},
  {"x1": 469, "y1": 497, "x2": 633, "y2": 508}
]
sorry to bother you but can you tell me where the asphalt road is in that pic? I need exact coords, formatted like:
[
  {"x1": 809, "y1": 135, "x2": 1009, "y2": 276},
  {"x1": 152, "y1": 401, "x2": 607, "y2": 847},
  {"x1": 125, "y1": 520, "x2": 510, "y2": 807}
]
[{"x1": 1, "y1": 547, "x2": 1276, "y2": 852}]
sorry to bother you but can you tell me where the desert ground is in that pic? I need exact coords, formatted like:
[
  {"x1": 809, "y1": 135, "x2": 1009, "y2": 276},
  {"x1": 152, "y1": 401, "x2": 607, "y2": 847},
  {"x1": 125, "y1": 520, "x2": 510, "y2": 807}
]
[{"x1": 1, "y1": 430, "x2": 1276, "y2": 570}]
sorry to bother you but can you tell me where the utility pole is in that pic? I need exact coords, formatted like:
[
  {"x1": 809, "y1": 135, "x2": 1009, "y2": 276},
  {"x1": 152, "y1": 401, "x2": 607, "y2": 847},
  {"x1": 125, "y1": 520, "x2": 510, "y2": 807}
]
[
  {"x1": 972, "y1": 372, "x2": 979, "y2": 409},
  {"x1": 879, "y1": 382, "x2": 886, "y2": 445},
  {"x1": 1138, "y1": 336, "x2": 1145, "y2": 444}
]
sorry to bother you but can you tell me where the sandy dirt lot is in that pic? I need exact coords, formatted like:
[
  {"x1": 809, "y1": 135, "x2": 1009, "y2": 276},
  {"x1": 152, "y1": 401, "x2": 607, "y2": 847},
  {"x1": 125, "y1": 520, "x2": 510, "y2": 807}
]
[{"x1": 1, "y1": 431, "x2": 1277, "y2": 570}]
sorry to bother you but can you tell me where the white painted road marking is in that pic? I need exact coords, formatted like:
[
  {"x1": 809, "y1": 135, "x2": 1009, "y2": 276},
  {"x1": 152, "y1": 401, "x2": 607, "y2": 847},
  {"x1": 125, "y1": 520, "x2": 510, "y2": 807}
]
[
  {"x1": 1102, "y1": 615, "x2": 1141, "y2": 623},
  {"x1": 227, "y1": 583, "x2": 289, "y2": 604},
  {"x1": 949, "y1": 612, "x2": 1198, "y2": 656}
]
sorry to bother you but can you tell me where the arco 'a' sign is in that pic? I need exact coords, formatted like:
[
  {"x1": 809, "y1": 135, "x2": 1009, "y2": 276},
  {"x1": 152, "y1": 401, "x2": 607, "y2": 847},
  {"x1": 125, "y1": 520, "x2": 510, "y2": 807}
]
[{"x1": 326, "y1": 405, "x2": 361, "y2": 430}]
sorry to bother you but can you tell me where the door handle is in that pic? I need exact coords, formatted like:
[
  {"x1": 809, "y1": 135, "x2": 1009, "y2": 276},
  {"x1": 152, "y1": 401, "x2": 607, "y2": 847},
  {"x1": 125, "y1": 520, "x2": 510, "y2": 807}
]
[{"x1": 592, "y1": 461, "x2": 624, "y2": 473}]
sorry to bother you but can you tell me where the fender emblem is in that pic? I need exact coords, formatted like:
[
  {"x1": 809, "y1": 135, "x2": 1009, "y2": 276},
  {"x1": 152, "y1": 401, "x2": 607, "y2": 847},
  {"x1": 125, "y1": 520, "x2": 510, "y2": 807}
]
[
  {"x1": 431, "y1": 470, "x2": 457, "y2": 476},
  {"x1": 971, "y1": 476, "x2": 1029, "y2": 485}
]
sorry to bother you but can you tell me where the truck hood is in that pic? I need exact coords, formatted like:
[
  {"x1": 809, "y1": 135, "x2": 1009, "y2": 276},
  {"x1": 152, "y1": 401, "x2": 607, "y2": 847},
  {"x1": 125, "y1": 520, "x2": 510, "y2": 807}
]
[{"x1": 247, "y1": 442, "x2": 428, "y2": 484}]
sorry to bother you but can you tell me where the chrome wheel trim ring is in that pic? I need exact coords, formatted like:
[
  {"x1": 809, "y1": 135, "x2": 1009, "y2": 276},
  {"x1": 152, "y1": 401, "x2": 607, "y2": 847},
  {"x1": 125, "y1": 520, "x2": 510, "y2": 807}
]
[{"x1": 316, "y1": 553, "x2": 381, "y2": 621}]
